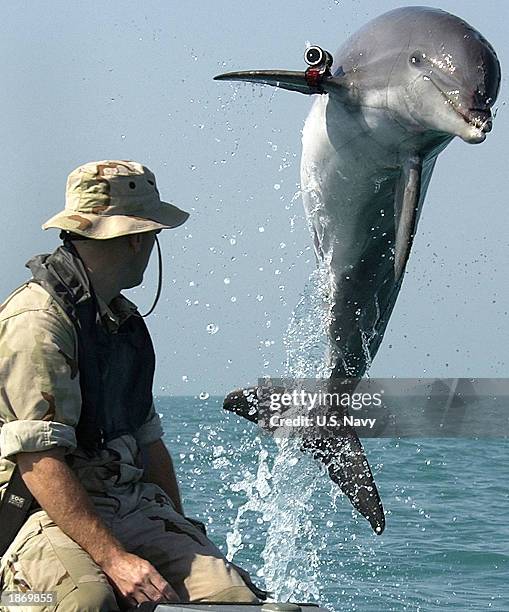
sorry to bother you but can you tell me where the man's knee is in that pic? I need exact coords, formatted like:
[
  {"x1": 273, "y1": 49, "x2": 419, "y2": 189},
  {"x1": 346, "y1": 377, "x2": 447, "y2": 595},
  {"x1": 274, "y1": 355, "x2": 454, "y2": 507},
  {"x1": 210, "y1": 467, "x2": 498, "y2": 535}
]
[
  {"x1": 184, "y1": 556, "x2": 260, "y2": 603},
  {"x1": 56, "y1": 582, "x2": 119, "y2": 612}
]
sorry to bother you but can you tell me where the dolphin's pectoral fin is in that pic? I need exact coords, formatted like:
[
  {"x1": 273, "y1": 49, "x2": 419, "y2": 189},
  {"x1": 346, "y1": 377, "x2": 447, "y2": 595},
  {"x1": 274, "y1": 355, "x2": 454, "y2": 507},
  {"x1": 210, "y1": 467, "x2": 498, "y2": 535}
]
[
  {"x1": 301, "y1": 431, "x2": 385, "y2": 534},
  {"x1": 394, "y1": 156, "x2": 423, "y2": 281}
]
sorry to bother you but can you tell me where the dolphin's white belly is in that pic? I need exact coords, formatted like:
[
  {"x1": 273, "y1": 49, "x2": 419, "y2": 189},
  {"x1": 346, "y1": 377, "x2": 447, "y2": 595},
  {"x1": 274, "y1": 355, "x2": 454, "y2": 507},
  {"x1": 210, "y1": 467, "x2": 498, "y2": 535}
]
[
  {"x1": 301, "y1": 95, "x2": 404, "y2": 264},
  {"x1": 300, "y1": 95, "x2": 437, "y2": 374}
]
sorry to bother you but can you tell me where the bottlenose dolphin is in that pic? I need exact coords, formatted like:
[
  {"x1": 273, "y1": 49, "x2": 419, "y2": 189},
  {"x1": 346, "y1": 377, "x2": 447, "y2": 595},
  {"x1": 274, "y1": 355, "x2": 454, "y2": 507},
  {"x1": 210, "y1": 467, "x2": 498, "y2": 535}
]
[{"x1": 216, "y1": 6, "x2": 500, "y2": 534}]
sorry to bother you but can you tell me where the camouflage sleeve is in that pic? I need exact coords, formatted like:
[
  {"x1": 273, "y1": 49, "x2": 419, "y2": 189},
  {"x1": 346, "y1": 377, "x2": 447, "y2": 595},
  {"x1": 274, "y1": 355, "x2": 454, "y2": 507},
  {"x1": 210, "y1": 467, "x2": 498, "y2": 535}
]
[
  {"x1": 0, "y1": 292, "x2": 81, "y2": 459},
  {"x1": 134, "y1": 401, "x2": 164, "y2": 446}
]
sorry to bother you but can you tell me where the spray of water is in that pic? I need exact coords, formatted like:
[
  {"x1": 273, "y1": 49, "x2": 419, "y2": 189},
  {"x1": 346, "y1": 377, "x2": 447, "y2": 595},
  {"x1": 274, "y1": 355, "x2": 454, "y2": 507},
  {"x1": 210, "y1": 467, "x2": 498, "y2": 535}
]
[{"x1": 224, "y1": 260, "x2": 339, "y2": 602}]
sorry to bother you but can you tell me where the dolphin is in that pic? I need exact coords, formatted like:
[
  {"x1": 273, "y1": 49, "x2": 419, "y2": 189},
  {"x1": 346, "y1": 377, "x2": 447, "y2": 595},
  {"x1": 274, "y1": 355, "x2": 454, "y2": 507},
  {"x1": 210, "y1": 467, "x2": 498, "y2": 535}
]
[{"x1": 216, "y1": 6, "x2": 500, "y2": 534}]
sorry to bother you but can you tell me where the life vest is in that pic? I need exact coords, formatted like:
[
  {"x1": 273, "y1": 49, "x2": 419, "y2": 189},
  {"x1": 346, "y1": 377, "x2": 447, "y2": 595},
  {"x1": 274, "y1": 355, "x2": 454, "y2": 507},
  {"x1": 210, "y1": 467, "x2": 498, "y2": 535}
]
[{"x1": 25, "y1": 241, "x2": 155, "y2": 452}]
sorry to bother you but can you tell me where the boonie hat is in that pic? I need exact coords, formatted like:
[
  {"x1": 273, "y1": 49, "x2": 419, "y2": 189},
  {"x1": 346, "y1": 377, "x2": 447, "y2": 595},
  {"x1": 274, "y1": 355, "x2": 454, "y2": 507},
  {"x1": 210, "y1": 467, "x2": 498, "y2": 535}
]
[{"x1": 42, "y1": 160, "x2": 189, "y2": 239}]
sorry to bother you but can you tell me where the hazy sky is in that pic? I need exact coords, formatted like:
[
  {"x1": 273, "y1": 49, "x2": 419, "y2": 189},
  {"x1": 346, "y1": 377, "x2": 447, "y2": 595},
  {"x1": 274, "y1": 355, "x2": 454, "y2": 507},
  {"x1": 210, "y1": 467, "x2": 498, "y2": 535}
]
[{"x1": 0, "y1": 0, "x2": 507, "y2": 396}]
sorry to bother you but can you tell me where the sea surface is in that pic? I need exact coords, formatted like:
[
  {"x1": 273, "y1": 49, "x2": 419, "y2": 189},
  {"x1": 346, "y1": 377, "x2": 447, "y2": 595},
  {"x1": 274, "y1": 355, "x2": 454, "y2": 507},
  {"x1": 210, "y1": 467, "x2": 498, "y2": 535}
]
[{"x1": 158, "y1": 396, "x2": 508, "y2": 612}]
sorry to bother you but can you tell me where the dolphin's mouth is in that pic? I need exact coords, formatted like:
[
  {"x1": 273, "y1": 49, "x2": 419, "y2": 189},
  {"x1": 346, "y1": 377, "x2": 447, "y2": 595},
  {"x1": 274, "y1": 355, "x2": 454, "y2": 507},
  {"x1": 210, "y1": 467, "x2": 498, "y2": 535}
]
[
  {"x1": 428, "y1": 77, "x2": 493, "y2": 133},
  {"x1": 447, "y1": 94, "x2": 493, "y2": 132},
  {"x1": 456, "y1": 106, "x2": 492, "y2": 133}
]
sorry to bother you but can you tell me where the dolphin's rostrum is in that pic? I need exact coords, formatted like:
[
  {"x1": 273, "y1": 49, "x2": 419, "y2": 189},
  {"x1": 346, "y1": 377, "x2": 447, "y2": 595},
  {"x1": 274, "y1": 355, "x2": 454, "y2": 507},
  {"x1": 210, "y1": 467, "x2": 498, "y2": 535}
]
[{"x1": 216, "y1": 6, "x2": 501, "y2": 534}]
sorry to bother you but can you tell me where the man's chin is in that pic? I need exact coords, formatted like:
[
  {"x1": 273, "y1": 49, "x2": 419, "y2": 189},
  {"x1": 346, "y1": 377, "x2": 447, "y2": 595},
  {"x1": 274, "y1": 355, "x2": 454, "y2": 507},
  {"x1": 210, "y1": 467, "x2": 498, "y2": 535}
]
[{"x1": 123, "y1": 276, "x2": 143, "y2": 291}]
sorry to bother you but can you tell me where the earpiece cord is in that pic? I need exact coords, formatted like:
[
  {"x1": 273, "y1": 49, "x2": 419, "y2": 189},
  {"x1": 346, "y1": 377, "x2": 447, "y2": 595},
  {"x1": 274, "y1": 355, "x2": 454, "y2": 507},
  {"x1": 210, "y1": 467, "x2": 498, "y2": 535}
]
[{"x1": 141, "y1": 234, "x2": 163, "y2": 317}]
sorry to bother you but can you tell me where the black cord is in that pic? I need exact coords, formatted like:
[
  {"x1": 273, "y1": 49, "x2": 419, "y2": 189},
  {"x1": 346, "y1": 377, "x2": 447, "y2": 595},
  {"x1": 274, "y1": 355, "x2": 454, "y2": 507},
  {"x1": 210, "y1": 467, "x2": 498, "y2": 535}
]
[{"x1": 141, "y1": 234, "x2": 163, "y2": 317}]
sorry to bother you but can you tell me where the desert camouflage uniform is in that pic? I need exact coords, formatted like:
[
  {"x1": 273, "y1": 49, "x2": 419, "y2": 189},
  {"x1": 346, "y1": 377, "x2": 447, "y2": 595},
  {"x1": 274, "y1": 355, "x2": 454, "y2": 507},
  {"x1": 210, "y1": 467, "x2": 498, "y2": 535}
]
[{"x1": 0, "y1": 282, "x2": 256, "y2": 611}]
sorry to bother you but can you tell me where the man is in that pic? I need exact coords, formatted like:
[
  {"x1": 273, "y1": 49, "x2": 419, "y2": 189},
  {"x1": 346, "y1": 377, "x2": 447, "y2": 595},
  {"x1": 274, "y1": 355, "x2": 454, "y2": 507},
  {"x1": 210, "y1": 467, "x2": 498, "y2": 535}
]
[{"x1": 0, "y1": 161, "x2": 262, "y2": 611}]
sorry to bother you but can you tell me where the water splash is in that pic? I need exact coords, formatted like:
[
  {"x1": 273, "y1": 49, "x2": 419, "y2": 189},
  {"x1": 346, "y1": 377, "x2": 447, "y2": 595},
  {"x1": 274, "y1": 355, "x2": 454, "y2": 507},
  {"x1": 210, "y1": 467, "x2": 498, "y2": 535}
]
[
  {"x1": 225, "y1": 445, "x2": 272, "y2": 560},
  {"x1": 225, "y1": 261, "x2": 337, "y2": 602},
  {"x1": 256, "y1": 439, "x2": 323, "y2": 602},
  {"x1": 284, "y1": 264, "x2": 334, "y2": 379},
  {"x1": 359, "y1": 295, "x2": 381, "y2": 371},
  {"x1": 255, "y1": 264, "x2": 336, "y2": 601}
]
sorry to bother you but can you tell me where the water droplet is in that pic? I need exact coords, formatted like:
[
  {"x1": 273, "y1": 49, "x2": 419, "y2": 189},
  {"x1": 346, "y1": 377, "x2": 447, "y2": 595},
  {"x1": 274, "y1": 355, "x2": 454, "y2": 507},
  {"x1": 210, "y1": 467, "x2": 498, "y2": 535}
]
[
  {"x1": 256, "y1": 294, "x2": 264, "y2": 301},
  {"x1": 224, "y1": 277, "x2": 231, "y2": 285},
  {"x1": 274, "y1": 184, "x2": 281, "y2": 190},
  {"x1": 207, "y1": 323, "x2": 219, "y2": 335},
  {"x1": 258, "y1": 226, "x2": 265, "y2": 233},
  {"x1": 230, "y1": 296, "x2": 237, "y2": 303},
  {"x1": 199, "y1": 391, "x2": 210, "y2": 400},
  {"x1": 182, "y1": 375, "x2": 188, "y2": 382}
]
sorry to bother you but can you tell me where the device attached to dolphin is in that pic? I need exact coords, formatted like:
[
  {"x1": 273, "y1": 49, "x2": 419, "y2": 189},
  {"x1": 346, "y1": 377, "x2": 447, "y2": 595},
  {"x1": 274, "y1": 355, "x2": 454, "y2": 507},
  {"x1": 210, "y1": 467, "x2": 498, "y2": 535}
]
[
  {"x1": 215, "y1": 6, "x2": 500, "y2": 535},
  {"x1": 303, "y1": 46, "x2": 333, "y2": 92},
  {"x1": 214, "y1": 44, "x2": 340, "y2": 96}
]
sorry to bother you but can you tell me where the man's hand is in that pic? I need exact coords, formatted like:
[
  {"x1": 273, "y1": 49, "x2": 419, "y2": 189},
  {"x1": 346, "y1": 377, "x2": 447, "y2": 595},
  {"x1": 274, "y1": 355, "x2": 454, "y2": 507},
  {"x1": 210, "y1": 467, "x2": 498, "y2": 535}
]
[
  {"x1": 102, "y1": 551, "x2": 179, "y2": 606},
  {"x1": 16, "y1": 448, "x2": 179, "y2": 605}
]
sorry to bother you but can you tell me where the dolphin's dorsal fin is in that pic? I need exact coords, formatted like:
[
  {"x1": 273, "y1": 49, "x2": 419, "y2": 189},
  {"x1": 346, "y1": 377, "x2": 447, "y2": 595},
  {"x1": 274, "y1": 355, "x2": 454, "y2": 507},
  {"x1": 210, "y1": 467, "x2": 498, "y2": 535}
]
[{"x1": 394, "y1": 156, "x2": 423, "y2": 281}]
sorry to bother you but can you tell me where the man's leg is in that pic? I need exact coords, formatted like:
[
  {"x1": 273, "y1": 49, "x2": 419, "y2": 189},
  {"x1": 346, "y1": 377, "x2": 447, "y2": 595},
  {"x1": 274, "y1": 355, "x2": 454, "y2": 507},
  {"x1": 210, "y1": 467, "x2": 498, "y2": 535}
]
[
  {"x1": 0, "y1": 511, "x2": 118, "y2": 612},
  {"x1": 112, "y1": 483, "x2": 259, "y2": 603}
]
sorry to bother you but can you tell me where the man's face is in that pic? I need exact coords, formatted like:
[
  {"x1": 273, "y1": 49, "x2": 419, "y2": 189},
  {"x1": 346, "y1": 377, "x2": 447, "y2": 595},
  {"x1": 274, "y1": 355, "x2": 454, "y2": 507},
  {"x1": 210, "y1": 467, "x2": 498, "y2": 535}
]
[{"x1": 125, "y1": 230, "x2": 160, "y2": 288}]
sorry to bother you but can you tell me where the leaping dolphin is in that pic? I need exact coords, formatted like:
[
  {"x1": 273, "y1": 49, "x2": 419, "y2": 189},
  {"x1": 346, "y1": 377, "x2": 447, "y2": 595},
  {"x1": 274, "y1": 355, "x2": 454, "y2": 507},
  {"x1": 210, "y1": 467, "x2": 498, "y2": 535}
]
[{"x1": 215, "y1": 6, "x2": 500, "y2": 534}]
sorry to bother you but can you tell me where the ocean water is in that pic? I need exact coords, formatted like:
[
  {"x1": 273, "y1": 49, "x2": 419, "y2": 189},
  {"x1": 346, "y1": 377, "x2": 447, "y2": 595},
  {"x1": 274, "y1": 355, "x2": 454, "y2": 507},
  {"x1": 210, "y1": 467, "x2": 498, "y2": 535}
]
[{"x1": 158, "y1": 396, "x2": 509, "y2": 612}]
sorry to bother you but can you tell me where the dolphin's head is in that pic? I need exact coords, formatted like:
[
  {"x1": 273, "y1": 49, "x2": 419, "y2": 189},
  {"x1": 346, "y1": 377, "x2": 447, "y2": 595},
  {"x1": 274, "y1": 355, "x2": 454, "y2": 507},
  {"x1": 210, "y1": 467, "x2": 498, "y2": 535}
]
[
  {"x1": 214, "y1": 7, "x2": 500, "y2": 145},
  {"x1": 375, "y1": 7, "x2": 501, "y2": 144}
]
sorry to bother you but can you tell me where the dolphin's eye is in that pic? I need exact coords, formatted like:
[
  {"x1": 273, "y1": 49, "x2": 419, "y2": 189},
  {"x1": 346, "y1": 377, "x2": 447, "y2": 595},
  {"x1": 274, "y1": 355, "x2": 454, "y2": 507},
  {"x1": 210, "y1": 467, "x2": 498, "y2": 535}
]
[{"x1": 409, "y1": 51, "x2": 425, "y2": 66}]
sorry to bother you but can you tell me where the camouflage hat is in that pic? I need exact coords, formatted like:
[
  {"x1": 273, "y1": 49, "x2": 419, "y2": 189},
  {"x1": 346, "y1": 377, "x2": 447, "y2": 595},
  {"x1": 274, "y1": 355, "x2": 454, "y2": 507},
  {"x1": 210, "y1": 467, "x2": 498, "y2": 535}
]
[{"x1": 42, "y1": 160, "x2": 189, "y2": 239}]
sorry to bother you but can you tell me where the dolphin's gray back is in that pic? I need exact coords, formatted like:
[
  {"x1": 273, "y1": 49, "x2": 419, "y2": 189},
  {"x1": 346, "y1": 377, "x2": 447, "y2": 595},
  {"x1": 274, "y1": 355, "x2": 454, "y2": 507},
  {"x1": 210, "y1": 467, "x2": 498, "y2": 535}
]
[{"x1": 331, "y1": 6, "x2": 499, "y2": 88}]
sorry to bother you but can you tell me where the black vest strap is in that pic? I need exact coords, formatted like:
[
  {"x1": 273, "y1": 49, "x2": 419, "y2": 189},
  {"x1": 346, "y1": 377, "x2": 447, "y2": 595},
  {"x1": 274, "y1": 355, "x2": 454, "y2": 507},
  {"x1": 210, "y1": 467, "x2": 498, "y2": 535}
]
[{"x1": 25, "y1": 242, "x2": 155, "y2": 452}]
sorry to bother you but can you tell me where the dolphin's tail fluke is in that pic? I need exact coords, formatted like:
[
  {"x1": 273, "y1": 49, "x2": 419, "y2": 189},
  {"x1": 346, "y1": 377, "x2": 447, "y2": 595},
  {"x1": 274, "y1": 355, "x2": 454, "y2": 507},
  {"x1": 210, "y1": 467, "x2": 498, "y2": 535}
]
[
  {"x1": 301, "y1": 430, "x2": 385, "y2": 534},
  {"x1": 223, "y1": 387, "x2": 385, "y2": 534}
]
